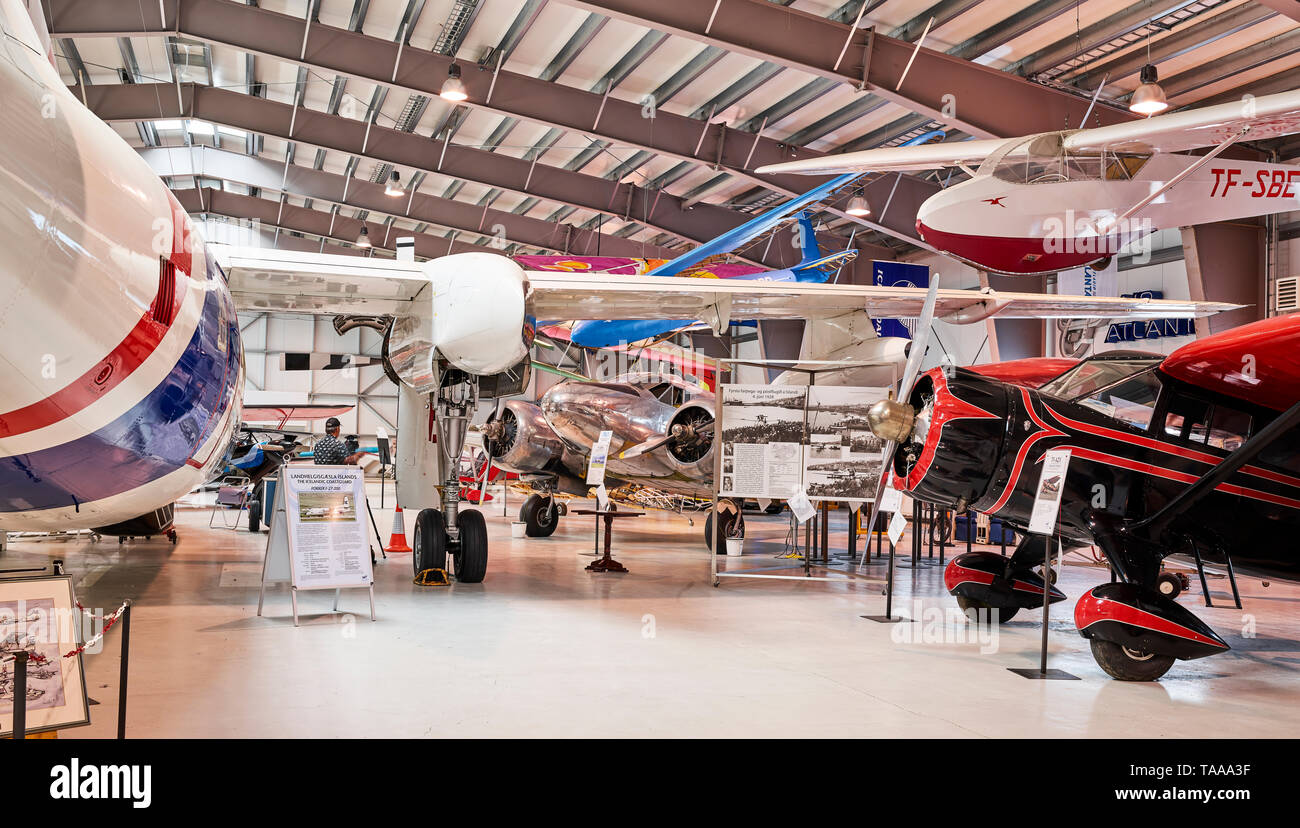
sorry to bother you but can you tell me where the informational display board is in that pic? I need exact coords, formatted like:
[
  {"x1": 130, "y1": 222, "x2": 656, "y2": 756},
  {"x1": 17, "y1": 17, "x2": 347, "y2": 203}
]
[
  {"x1": 586, "y1": 429, "x2": 614, "y2": 485},
  {"x1": 1028, "y1": 449, "x2": 1073, "y2": 535},
  {"x1": 717, "y1": 384, "x2": 887, "y2": 501},
  {"x1": 0, "y1": 575, "x2": 90, "y2": 737},
  {"x1": 258, "y1": 464, "x2": 376, "y2": 625}
]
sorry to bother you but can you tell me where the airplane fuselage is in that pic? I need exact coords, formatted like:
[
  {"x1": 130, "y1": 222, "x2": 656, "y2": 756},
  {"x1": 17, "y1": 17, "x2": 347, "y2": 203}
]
[
  {"x1": 0, "y1": 0, "x2": 243, "y2": 530},
  {"x1": 917, "y1": 142, "x2": 1300, "y2": 275}
]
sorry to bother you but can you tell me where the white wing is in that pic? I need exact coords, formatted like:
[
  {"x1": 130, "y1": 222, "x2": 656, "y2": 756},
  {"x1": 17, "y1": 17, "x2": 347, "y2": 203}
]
[
  {"x1": 211, "y1": 245, "x2": 1238, "y2": 324},
  {"x1": 1064, "y1": 89, "x2": 1300, "y2": 155},
  {"x1": 754, "y1": 138, "x2": 1009, "y2": 176},
  {"x1": 213, "y1": 245, "x2": 430, "y2": 315},
  {"x1": 524, "y1": 271, "x2": 1236, "y2": 322}
]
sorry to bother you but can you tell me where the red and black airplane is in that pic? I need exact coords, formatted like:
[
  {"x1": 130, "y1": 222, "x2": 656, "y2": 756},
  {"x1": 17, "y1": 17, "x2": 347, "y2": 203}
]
[{"x1": 870, "y1": 314, "x2": 1300, "y2": 680}]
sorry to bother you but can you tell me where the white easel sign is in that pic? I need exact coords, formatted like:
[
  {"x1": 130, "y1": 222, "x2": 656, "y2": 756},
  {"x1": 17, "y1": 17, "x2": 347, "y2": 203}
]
[
  {"x1": 1027, "y1": 449, "x2": 1072, "y2": 536},
  {"x1": 258, "y1": 464, "x2": 376, "y2": 625}
]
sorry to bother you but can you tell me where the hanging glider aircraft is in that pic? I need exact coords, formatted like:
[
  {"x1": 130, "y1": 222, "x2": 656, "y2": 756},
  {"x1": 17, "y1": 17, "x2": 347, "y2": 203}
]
[
  {"x1": 0, "y1": 0, "x2": 1239, "y2": 584},
  {"x1": 862, "y1": 315, "x2": 1300, "y2": 681},
  {"x1": 758, "y1": 90, "x2": 1300, "y2": 276}
]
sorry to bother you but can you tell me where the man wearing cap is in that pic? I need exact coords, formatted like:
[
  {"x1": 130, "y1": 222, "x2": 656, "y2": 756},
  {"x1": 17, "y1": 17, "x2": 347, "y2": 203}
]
[{"x1": 314, "y1": 417, "x2": 362, "y2": 465}]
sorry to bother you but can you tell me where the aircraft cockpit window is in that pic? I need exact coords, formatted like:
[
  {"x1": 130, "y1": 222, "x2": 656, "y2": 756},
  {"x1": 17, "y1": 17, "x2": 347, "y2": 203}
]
[
  {"x1": 1164, "y1": 395, "x2": 1252, "y2": 451},
  {"x1": 1103, "y1": 152, "x2": 1152, "y2": 181},
  {"x1": 1077, "y1": 369, "x2": 1161, "y2": 429},
  {"x1": 1040, "y1": 359, "x2": 1158, "y2": 401},
  {"x1": 647, "y1": 382, "x2": 686, "y2": 407}
]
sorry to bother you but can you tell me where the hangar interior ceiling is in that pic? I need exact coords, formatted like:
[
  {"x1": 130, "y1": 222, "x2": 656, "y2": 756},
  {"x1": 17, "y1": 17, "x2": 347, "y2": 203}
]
[{"x1": 40, "y1": 0, "x2": 1300, "y2": 430}]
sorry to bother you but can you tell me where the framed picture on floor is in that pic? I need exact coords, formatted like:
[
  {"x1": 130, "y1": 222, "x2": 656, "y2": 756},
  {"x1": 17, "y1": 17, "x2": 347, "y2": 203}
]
[{"x1": 0, "y1": 574, "x2": 90, "y2": 737}]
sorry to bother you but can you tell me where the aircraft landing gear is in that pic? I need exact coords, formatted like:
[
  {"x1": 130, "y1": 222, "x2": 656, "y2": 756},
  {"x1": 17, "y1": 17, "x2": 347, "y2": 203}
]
[
  {"x1": 704, "y1": 500, "x2": 744, "y2": 551},
  {"x1": 1089, "y1": 639, "x2": 1176, "y2": 682},
  {"x1": 413, "y1": 369, "x2": 492, "y2": 583},
  {"x1": 519, "y1": 493, "x2": 561, "y2": 537},
  {"x1": 944, "y1": 535, "x2": 1065, "y2": 624},
  {"x1": 1156, "y1": 570, "x2": 1187, "y2": 599}
]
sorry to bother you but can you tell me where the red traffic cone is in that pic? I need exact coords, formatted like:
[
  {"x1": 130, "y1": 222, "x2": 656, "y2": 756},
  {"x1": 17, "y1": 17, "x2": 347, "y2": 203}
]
[{"x1": 385, "y1": 504, "x2": 413, "y2": 553}]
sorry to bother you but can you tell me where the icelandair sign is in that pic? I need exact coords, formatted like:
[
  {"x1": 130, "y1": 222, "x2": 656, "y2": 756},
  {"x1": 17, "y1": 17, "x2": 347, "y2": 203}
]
[{"x1": 1105, "y1": 290, "x2": 1195, "y2": 343}]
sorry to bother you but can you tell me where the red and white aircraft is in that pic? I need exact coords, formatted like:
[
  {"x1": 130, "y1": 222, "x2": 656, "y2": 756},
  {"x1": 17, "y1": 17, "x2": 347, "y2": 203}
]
[
  {"x1": 759, "y1": 90, "x2": 1300, "y2": 275},
  {"x1": 0, "y1": 0, "x2": 1239, "y2": 576}
]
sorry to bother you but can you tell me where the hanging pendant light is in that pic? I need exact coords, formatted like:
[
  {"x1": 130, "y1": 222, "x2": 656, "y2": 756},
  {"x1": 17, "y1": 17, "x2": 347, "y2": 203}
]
[
  {"x1": 356, "y1": 226, "x2": 371, "y2": 248},
  {"x1": 1129, "y1": 24, "x2": 1168, "y2": 116},
  {"x1": 846, "y1": 195, "x2": 871, "y2": 217},
  {"x1": 440, "y1": 64, "x2": 468, "y2": 102},
  {"x1": 385, "y1": 170, "x2": 405, "y2": 197}
]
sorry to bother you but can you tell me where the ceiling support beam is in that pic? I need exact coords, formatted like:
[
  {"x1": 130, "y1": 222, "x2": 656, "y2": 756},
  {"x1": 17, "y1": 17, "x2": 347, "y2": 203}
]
[
  {"x1": 554, "y1": 0, "x2": 1134, "y2": 139},
  {"x1": 177, "y1": 188, "x2": 493, "y2": 259},
  {"x1": 79, "y1": 82, "x2": 900, "y2": 268},
  {"x1": 143, "y1": 146, "x2": 682, "y2": 259},
  {"x1": 46, "y1": 0, "x2": 843, "y2": 198}
]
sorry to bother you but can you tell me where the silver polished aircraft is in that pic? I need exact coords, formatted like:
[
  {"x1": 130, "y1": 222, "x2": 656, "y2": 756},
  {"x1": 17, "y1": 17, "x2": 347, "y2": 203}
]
[{"x1": 482, "y1": 372, "x2": 742, "y2": 544}]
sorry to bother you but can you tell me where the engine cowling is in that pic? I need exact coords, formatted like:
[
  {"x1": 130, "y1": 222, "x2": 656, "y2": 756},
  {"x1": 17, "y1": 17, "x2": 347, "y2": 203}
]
[
  {"x1": 661, "y1": 402, "x2": 715, "y2": 477},
  {"x1": 482, "y1": 401, "x2": 565, "y2": 473}
]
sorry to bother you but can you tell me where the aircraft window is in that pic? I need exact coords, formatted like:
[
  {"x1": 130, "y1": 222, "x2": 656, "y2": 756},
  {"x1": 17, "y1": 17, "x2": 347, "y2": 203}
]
[
  {"x1": 647, "y1": 382, "x2": 685, "y2": 406},
  {"x1": 1077, "y1": 370, "x2": 1161, "y2": 429},
  {"x1": 1104, "y1": 152, "x2": 1152, "y2": 181},
  {"x1": 1207, "y1": 406, "x2": 1251, "y2": 452},
  {"x1": 1163, "y1": 394, "x2": 1212, "y2": 443},
  {"x1": 1040, "y1": 359, "x2": 1157, "y2": 401}
]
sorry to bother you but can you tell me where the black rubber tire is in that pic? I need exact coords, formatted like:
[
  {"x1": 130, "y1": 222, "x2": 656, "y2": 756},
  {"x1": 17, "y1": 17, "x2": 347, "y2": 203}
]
[
  {"x1": 955, "y1": 596, "x2": 1019, "y2": 624},
  {"x1": 704, "y1": 509, "x2": 744, "y2": 552},
  {"x1": 248, "y1": 500, "x2": 261, "y2": 533},
  {"x1": 520, "y1": 494, "x2": 559, "y2": 537},
  {"x1": 454, "y1": 509, "x2": 489, "y2": 583},
  {"x1": 1090, "y1": 638, "x2": 1176, "y2": 681},
  {"x1": 412, "y1": 508, "x2": 448, "y2": 576},
  {"x1": 1156, "y1": 571, "x2": 1183, "y2": 599},
  {"x1": 929, "y1": 515, "x2": 953, "y2": 545}
]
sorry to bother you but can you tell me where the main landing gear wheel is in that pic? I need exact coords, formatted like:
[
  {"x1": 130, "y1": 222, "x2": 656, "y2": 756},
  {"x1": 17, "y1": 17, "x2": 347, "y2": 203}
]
[
  {"x1": 454, "y1": 509, "x2": 489, "y2": 583},
  {"x1": 704, "y1": 506, "x2": 744, "y2": 552},
  {"x1": 1090, "y1": 638, "x2": 1176, "y2": 681},
  {"x1": 1156, "y1": 571, "x2": 1184, "y2": 599},
  {"x1": 519, "y1": 494, "x2": 559, "y2": 537},
  {"x1": 955, "y1": 596, "x2": 1018, "y2": 624},
  {"x1": 412, "y1": 508, "x2": 448, "y2": 575}
]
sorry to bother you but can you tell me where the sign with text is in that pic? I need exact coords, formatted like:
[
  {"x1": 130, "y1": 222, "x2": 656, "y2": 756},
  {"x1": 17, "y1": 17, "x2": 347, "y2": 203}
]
[
  {"x1": 1028, "y1": 449, "x2": 1072, "y2": 535},
  {"x1": 263, "y1": 465, "x2": 374, "y2": 591}
]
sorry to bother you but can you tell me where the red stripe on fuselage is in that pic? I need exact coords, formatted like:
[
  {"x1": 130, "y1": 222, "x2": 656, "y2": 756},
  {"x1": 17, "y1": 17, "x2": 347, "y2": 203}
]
[
  {"x1": 0, "y1": 202, "x2": 193, "y2": 438},
  {"x1": 984, "y1": 388, "x2": 1066, "y2": 514}
]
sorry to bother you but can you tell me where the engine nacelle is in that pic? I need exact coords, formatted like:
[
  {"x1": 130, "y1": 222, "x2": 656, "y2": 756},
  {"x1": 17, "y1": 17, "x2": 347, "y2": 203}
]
[
  {"x1": 662, "y1": 401, "x2": 715, "y2": 478},
  {"x1": 483, "y1": 401, "x2": 566, "y2": 473},
  {"x1": 386, "y1": 252, "x2": 532, "y2": 392}
]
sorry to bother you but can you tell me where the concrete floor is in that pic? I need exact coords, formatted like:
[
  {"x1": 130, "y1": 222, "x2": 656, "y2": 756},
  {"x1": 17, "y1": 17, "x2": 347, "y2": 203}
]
[{"x1": 5, "y1": 486, "x2": 1300, "y2": 738}]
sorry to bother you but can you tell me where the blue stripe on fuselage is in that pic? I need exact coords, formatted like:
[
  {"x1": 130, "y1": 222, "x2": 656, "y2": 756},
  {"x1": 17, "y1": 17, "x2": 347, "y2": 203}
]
[{"x1": 0, "y1": 266, "x2": 241, "y2": 514}]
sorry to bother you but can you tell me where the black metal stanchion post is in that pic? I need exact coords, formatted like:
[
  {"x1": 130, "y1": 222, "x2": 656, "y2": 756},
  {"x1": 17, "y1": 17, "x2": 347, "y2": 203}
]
[
  {"x1": 117, "y1": 601, "x2": 131, "y2": 739},
  {"x1": 847, "y1": 507, "x2": 859, "y2": 562},
  {"x1": 12, "y1": 651, "x2": 28, "y2": 739},
  {"x1": 863, "y1": 535, "x2": 903, "y2": 623},
  {"x1": 1009, "y1": 530, "x2": 1078, "y2": 680}
]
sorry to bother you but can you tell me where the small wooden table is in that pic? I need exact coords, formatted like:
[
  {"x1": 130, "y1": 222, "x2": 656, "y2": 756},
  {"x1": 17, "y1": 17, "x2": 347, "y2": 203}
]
[{"x1": 573, "y1": 508, "x2": 644, "y2": 573}]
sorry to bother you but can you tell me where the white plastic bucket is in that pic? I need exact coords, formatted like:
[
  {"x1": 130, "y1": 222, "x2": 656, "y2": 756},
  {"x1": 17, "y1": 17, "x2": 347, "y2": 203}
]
[
  {"x1": 725, "y1": 537, "x2": 744, "y2": 557},
  {"x1": 511, "y1": 521, "x2": 527, "y2": 538}
]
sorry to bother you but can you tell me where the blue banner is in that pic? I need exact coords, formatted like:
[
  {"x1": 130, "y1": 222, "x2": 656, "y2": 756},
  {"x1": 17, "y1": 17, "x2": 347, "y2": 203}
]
[{"x1": 872, "y1": 260, "x2": 931, "y2": 340}]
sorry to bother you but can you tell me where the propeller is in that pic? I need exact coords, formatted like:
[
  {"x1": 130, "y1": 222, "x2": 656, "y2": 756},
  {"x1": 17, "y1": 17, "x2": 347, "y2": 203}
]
[
  {"x1": 620, "y1": 408, "x2": 714, "y2": 460},
  {"x1": 859, "y1": 275, "x2": 940, "y2": 554}
]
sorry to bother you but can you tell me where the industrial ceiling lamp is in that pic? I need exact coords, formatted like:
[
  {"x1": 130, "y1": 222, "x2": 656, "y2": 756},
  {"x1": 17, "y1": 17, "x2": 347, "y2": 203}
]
[
  {"x1": 385, "y1": 170, "x2": 405, "y2": 197},
  {"x1": 440, "y1": 64, "x2": 468, "y2": 102},
  {"x1": 1129, "y1": 24, "x2": 1167, "y2": 116},
  {"x1": 356, "y1": 226, "x2": 371, "y2": 248},
  {"x1": 846, "y1": 195, "x2": 871, "y2": 217},
  {"x1": 1130, "y1": 64, "x2": 1168, "y2": 115}
]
